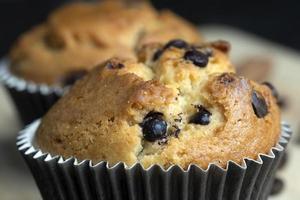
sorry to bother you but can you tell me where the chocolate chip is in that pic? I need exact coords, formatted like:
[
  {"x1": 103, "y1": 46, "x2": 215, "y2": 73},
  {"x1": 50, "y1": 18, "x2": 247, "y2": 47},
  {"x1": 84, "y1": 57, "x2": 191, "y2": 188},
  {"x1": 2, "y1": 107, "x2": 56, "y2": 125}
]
[
  {"x1": 184, "y1": 49, "x2": 209, "y2": 67},
  {"x1": 252, "y1": 91, "x2": 269, "y2": 118},
  {"x1": 270, "y1": 178, "x2": 284, "y2": 196},
  {"x1": 152, "y1": 39, "x2": 188, "y2": 62},
  {"x1": 189, "y1": 105, "x2": 211, "y2": 125},
  {"x1": 140, "y1": 112, "x2": 168, "y2": 142},
  {"x1": 262, "y1": 82, "x2": 279, "y2": 100},
  {"x1": 164, "y1": 39, "x2": 188, "y2": 49},
  {"x1": 219, "y1": 73, "x2": 235, "y2": 85},
  {"x1": 152, "y1": 49, "x2": 163, "y2": 61},
  {"x1": 210, "y1": 40, "x2": 230, "y2": 53},
  {"x1": 106, "y1": 60, "x2": 125, "y2": 69},
  {"x1": 62, "y1": 70, "x2": 87, "y2": 86}
]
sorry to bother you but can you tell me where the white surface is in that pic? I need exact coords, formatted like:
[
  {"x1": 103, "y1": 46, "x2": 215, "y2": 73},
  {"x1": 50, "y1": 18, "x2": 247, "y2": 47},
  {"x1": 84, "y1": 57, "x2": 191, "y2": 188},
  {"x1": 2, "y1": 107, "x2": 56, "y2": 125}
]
[{"x1": 0, "y1": 25, "x2": 299, "y2": 199}]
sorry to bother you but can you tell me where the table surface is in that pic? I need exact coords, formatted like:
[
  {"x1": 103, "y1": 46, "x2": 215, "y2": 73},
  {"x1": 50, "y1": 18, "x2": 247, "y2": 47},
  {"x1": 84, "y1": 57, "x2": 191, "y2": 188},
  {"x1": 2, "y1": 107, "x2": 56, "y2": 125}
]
[{"x1": 0, "y1": 25, "x2": 299, "y2": 199}]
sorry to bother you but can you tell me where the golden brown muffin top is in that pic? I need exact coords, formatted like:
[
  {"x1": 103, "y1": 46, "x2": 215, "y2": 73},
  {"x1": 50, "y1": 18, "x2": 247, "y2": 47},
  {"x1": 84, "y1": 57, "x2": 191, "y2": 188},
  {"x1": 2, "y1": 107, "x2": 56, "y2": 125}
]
[
  {"x1": 9, "y1": 0, "x2": 201, "y2": 85},
  {"x1": 36, "y1": 40, "x2": 280, "y2": 169}
]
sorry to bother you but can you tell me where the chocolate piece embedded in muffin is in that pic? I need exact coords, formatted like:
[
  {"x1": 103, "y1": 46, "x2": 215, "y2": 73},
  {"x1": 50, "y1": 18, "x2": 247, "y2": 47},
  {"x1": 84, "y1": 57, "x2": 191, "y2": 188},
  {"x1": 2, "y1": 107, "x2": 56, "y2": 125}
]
[
  {"x1": 9, "y1": 0, "x2": 201, "y2": 85},
  {"x1": 140, "y1": 112, "x2": 168, "y2": 142},
  {"x1": 36, "y1": 40, "x2": 280, "y2": 169},
  {"x1": 189, "y1": 105, "x2": 212, "y2": 125}
]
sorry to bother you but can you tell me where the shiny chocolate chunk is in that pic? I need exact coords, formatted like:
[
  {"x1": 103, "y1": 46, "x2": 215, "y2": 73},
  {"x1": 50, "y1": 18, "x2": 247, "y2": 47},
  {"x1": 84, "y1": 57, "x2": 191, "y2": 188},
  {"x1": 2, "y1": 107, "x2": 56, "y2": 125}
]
[
  {"x1": 189, "y1": 105, "x2": 211, "y2": 125},
  {"x1": 252, "y1": 90, "x2": 268, "y2": 118},
  {"x1": 141, "y1": 112, "x2": 168, "y2": 142},
  {"x1": 184, "y1": 49, "x2": 209, "y2": 67},
  {"x1": 164, "y1": 39, "x2": 188, "y2": 49}
]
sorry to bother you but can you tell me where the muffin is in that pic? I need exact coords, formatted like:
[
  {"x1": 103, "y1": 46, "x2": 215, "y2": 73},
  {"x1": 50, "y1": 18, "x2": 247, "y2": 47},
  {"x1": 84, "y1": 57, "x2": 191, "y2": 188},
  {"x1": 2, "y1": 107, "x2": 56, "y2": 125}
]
[
  {"x1": 17, "y1": 40, "x2": 291, "y2": 200},
  {"x1": 10, "y1": 0, "x2": 201, "y2": 85},
  {"x1": 0, "y1": 0, "x2": 202, "y2": 124},
  {"x1": 35, "y1": 39, "x2": 280, "y2": 169}
]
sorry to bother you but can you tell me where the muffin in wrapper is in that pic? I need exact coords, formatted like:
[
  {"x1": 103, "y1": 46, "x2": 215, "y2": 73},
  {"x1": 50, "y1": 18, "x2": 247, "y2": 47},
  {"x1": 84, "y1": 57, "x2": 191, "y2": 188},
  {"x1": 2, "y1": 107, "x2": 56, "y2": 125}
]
[
  {"x1": 17, "y1": 119, "x2": 291, "y2": 200},
  {"x1": 0, "y1": 59, "x2": 64, "y2": 125}
]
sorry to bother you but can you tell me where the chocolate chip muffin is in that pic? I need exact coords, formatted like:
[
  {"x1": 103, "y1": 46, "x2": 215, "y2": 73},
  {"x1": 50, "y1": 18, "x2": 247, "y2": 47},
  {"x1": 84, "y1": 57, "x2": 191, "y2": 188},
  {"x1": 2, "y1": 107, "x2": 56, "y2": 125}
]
[
  {"x1": 36, "y1": 40, "x2": 280, "y2": 169},
  {"x1": 9, "y1": 0, "x2": 201, "y2": 85}
]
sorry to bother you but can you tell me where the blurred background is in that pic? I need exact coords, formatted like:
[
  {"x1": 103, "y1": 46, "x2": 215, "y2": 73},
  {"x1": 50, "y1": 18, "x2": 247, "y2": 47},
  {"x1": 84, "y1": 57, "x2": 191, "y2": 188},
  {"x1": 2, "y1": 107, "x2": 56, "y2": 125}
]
[
  {"x1": 0, "y1": 0, "x2": 299, "y2": 199},
  {"x1": 0, "y1": 0, "x2": 299, "y2": 56}
]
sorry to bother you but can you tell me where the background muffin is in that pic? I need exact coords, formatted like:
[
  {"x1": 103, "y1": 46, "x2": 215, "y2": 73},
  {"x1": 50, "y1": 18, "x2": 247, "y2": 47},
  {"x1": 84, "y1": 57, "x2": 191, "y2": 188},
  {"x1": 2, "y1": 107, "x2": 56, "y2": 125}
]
[
  {"x1": 36, "y1": 39, "x2": 280, "y2": 169},
  {"x1": 0, "y1": 0, "x2": 202, "y2": 125},
  {"x1": 9, "y1": 0, "x2": 201, "y2": 85}
]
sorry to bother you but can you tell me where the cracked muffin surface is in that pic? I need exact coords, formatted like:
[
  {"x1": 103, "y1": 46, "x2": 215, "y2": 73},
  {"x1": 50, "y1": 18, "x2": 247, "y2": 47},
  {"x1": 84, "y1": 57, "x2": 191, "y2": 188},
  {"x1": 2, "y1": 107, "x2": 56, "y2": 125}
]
[
  {"x1": 9, "y1": 0, "x2": 201, "y2": 85},
  {"x1": 36, "y1": 40, "x2": 280, "y2": 169}
]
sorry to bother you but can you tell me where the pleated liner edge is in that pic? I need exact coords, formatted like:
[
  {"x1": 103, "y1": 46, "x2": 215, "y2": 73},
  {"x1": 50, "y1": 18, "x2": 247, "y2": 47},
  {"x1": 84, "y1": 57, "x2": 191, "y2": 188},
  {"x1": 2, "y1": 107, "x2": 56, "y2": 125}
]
[
  {"x1": 17, "y1": 119, "x2": 292, "y2": 200},
  {"x1": 0, "y1": 59, "x2": 64, "y2": 125}
]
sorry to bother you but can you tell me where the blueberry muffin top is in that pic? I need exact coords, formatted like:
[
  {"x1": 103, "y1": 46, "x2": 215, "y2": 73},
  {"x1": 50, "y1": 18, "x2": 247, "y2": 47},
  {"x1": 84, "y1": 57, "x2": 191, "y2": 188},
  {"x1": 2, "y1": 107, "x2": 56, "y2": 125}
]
[
  {"x1": 36, "y1": 40, "x2": 280, "y2": 169},
  {"x1": 9, "y1": 0, "x2": 201, "y2": 85}
]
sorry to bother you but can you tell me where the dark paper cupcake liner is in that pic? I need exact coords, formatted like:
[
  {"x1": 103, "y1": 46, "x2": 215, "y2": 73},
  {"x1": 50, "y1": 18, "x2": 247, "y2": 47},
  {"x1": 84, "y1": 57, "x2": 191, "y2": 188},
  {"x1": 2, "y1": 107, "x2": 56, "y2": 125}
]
[
  {"x1": 17, "y1": 120, "x2": 292, "y2": 200},
  {"x1": 0, "y1": 59, "x2": 64, "y2": 125}
]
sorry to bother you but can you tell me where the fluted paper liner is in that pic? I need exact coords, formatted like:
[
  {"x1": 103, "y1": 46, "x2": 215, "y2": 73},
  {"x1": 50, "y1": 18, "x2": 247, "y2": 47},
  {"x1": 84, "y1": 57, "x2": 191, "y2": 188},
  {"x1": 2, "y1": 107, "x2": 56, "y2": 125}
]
[
  {"x1": 17, "y1": 120, "x2": 291, "y2": 200},
  {"x1": 0, "y1": 59, "x2": 64, "y2": 124}
]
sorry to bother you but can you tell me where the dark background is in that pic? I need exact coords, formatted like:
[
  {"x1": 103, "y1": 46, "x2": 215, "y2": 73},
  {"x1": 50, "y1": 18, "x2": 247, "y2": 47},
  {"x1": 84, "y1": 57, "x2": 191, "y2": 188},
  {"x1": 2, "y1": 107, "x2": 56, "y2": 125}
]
[{"x1": 0, "y1": 0, "x2": 298, "y2": 57}]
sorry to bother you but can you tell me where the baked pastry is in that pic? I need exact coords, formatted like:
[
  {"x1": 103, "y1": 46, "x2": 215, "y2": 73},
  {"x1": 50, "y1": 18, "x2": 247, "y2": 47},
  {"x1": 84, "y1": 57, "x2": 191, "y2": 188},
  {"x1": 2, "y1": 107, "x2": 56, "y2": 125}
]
[
  {"x1": 9, "y1": 0, "x2": 201, "y2": 85},
  {"x1": 36, "y1": 40, "x2": 280, "y2": 169}
]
